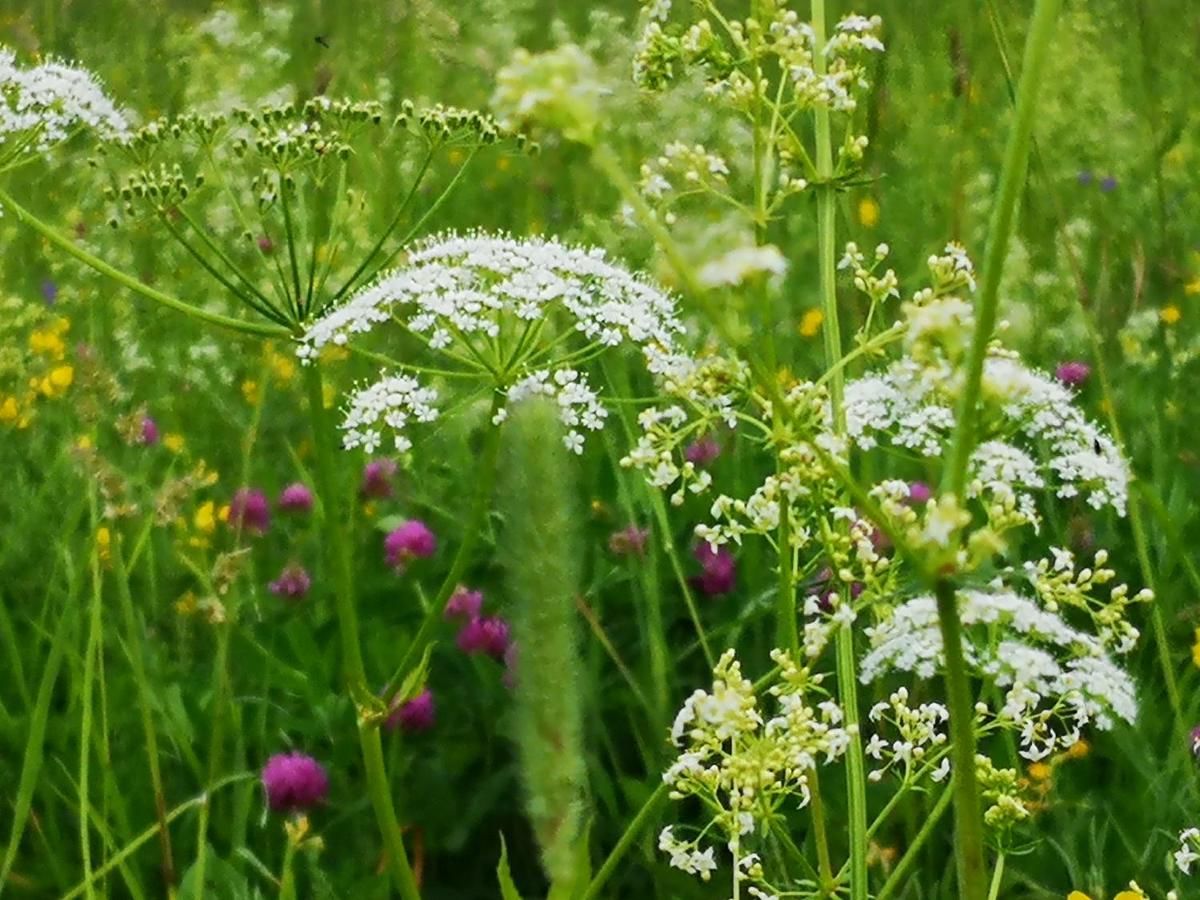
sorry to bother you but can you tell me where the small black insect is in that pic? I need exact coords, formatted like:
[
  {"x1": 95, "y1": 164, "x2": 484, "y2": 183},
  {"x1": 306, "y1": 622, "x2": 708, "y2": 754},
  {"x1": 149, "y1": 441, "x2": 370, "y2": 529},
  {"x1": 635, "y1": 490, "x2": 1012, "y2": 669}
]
[
  {"x1": 1093, "y1": 438, "x2": 1102, "y2": 454},
  {"x1": 315, "y1": 35, "x2": 330, "y2": 49}
]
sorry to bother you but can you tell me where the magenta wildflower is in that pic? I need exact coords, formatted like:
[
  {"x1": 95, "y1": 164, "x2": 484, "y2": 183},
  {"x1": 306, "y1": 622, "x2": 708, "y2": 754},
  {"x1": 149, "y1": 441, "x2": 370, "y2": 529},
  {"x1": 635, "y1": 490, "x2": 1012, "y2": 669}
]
[
  {"x1": 1191, "y1": 725, "x2": 1200, "y2": 759},
  {"x1": 261, "y1": 752, "x2": 328, "y2": 813},
  {"x1": 691, "y1": 542, "x2": 736, "y2": 596},
  {"x1": 684, "y1": 434, "x2": 721, "y2": 467},
  {"x1": 140, "y1": 416, "x2": 159, "y2": 446},
  {"x1": 228, "y1": 487, "x2": 271, "y2": 535},
  {"x1": 386, "y1": 688, "x2": 436, "y2": 733},
  {"x1": 457, "y1": 615, "x2": 511, "y2": 660},
  {"x1": 269, "y1": 564, "x2": 312, "y2": 601},
  {"x1": 384, "y1": 520, "x2": 437, "y2": 568},
  {"x1": 278, "y1": 482, "x2": 314, "y2": 514},
  {"x1": 361, "y1": 458, "x2": 398, "y2": 500},
  {"x1": 1055, "y1": 361, "x2": 1091, "y2": 388},
  {"x1": 444, "y1": 586, "x2": 484, "y2": 621},
  {"x1": 257, "y1": 235, "x2": 274, "y2": 254},
  {"x1": 608, "y1": 524, "x2": 650, "y2": 557},
  {"x1": 907, "y1": 481, "x2": 933, "y2": 504}
]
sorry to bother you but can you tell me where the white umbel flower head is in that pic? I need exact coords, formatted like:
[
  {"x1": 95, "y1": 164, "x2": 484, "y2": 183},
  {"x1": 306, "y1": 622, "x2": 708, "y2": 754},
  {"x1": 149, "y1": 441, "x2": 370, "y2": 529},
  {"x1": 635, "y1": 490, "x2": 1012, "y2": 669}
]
[
  {"x1": 301, "y1": 232, "x2": 683, "y2": 455},
  {"x1": 0, "y1": 48, "x2": 129, "y2": 158}
]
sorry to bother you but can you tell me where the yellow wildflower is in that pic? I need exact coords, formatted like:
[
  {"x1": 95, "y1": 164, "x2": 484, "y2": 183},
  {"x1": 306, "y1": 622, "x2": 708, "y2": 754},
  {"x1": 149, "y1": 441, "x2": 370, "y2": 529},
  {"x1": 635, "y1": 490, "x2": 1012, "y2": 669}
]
[
  {"x1": 1064, "y1": 738, "x2": 1090, "y2": 760},
  {"x1": 29, "y1": 329, "x2": 66, "y2": 359},
  {"x1": 1186, "y1": 275, "x2": 1200, "y2": 296},
  {"x1": 1191, "y1": 627, "x2": 1200, "y2": 668},
  {"x1": 194, "y1": 501, "x2": 218, "y2": 534},
  {"x1": 96, "y1": 526, "x2": 111, "y2": 563},
  {"x1": 777, "y1": 366, "x2": 796, "y2": 389},
  {"x1": 39, "y1": 365, "x2": 74, "y2": 397},
  {"x1": 0, "y1": 396, "x2": 18, "y2": 423},
  {"x1": 799, "y1": 309, "x2": 824, "y2": 338},
  {"x1": 76, "y1": 435, "x2": 92, "y2": 450},
  {"x1": 1161, "y1": 304, "x2": 1182, "y2": 325},
  {"x1": 163, "y1": 432, "x2": 185, "y2": 453},
  {"x1": 175, "y1": 591, "x2": 198, "y2": 616},
  {"x1": 241, "y1": 379, "x2": 261, "y2": 404},
  {"x1": 858, "y1": 196, "x2": 880, "y2": 228},
  {"x1": 1027, "y1": 761, "x2": 1052, "y2": 782},
  {"x1": 267, "y1": 348, "x2": 296, "y2": 384},
  {"x1": 1066, "y1": 892, "x2": 1091, "y2": 900}
]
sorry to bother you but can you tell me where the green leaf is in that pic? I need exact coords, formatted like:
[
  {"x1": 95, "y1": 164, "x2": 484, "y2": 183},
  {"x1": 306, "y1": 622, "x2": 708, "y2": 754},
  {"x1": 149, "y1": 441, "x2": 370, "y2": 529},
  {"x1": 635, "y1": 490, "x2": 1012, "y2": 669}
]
[{"x1": 497, "y1": 834, "x2": 525, "y2": 900}]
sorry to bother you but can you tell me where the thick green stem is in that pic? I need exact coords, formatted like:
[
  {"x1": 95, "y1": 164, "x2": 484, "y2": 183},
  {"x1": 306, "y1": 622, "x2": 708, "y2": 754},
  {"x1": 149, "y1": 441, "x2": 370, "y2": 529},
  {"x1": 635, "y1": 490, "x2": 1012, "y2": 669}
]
[
  {"x1": 301, "y1": 364, "x2": 421, "y2": 900},
  {"x1": 986, "y1": 852, "x2": 1005, "y2": 900},
  {"x1": 932, "y1": 3, "x2": 1060, "y2": 897},
  {"x1": 811, "y1": 3, "x2": 865, "y2": 895},
  {"x1": 0, "y1": 187, "x2": 291, "y2": 339},
  {"x1": 806, "y1": 765, "x2": 835, "y2": 894}
]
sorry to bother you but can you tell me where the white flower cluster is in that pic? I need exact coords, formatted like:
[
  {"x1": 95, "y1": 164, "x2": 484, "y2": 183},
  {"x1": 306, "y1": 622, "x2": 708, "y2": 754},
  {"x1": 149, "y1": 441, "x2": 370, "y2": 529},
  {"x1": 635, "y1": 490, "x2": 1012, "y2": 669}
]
[
  {"x1": 697, "y1": 244, "x2": 789, "y2": 289},
  {"x1": 340, "y1": 373, "x2": 439, "y2": 454},
  {"x1": 864, "y1": 687, "x2": 950, "y2": 785},
  {"x1": 1175, "y1": 827, "x2": 1200, "y2": 875},
  {"x1": 775, "y1": 11, "x2": 885, "y2": 113},
  {"x1": 844, "y1": 353, "x2": 1130, "y2": 519},
  {"x1": 0, "y1": 48, "x2": 129, "y2": 159},
  {"x1": 860, "y1": 583, "x2": 1137, "y2": 760},
  {"x1": 500, "y1": 368, "x2": 606, "y2": 454},
  {"x1": 661, "y1": 650, "x2": 849, "y2": 890},
  {"x1": 838, "y1": 241, "x2": 899, "y2": 305},
  {"x1": 300, "y1": 232, "x2": 685, "y2": 455}
]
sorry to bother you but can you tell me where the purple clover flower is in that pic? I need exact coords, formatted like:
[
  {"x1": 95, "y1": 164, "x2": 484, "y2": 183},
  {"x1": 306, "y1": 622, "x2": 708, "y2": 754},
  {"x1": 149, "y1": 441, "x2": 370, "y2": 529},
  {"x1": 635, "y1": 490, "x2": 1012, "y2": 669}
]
[
  {"x1": 691, "y1": 542, "x2": 736, "y2": 596},
  {"x1": 269, "y1": 564, "x2": 312, "y2": 601},
  {"x1": 608, "y1": 524, "x2": 650, "y2": 557},
  {"x1": 229, "y1": 488, "x2": 271, "y2": 535},
  {"x1": 361, "y1": 458, "x2": 398, "y2": 500},
  {"x1": 140, "y1": 416, "x2": 160, "y2": 446},
  {"x1": 444, "y1": 586, "x2": 484, "y2": 621},
  {"x1": 278, "y1": 482, "x2": 314, "y2": 514},
  {"x1": 384, "y1": 520, "x2": 437, "y2": 568},
  {"x1": 386, "y1": 688, "x2": 436, "y2": 733},
  {"x1": 1055, "y1": 361, "x2": 1091, "y2": 388},
  {"x1": 457, "y1": 615, "x2": 511, "y2": 660},
  {"x1": 261, "y1": 752, "x2": 328, "y2": 813},
  {"x1": 684, "y1": 434, "x2": 721, "y2": 468}
]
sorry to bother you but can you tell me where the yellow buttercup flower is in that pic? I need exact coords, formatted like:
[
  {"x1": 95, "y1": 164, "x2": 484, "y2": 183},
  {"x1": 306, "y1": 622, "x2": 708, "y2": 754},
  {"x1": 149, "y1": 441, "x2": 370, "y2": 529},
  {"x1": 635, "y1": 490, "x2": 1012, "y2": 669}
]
[
  {"x1": 96, "y1": 526, "x2": 111, "y2": 563},
  {"x1": 194, "y1": 501, "x2": 218, "y2": 534},
  {"x1": 1114, "y1": 891, "x2": 1146, "y2": 900},
  {"x1": 29, "y1": 329, "x2": 66, "y2": 359},
  {"x1": 1027, "y1": 761, "x2": 1052, "y2": 782},
  {"x1": 858, "y1": 196, "x2": 880, "y2": 228},
  {"x1": 799, "y1": 309, "x2": 824, "y2": 338},
  {"x1": 1191, "y1": 627, "x2": 1200, "y2": 668},
  {"x1": 0, "y1": 396, "x2": 18, "y2": 423},
  {"x1": 1063, "y1": 738, "x2": 1090, "y2": 760},
  {"x1": 163, "y1": 433, "x2": 185, "y2": 453},
  {"x1": 1161, "y1": 304, "x2": 1182, "y2": 325},
  {"x1": 1066, "y1": 892, "x2": 1091, "y2": 900},
  {"x1": 39, "y1": 365, "x2": 74, "y2": 397},
  {"x1": 241, "y1": 379, "x2": 261, "y2": 404}
]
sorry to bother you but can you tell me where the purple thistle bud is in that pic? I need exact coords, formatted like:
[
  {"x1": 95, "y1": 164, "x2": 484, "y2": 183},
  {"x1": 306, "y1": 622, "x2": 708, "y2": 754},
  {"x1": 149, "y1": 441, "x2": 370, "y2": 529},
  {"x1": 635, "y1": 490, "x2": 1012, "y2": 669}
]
[
  {"x1": 229, "y1": 488, "x2": 271, "y2": 535},
  {"x1": 1055, "y1": 361, "x2": 1091, "y2": 388},
  {"x1": 690, "y1": 542, "x2": 736, "y2": 596},
  {"x1": 444, "y1": 585, "x2": 484, "y2": 621},
  {"x1": 261, "y1": 752, "x2": 328, "y2": 813},
  {"x1": 41, "y1": 279, "x2": 58, "y2": 305},
  {"x1": 608, "y1": 524, "x2": 650, "y2": 557},
  {"x1": 361, "y1": 458, "x2": 398, "y2": 500},
  {"x1": 1100, "y1": 175, "x2": 1117, "y2": 193},
  {"x1": 140, "y1": 416, "x2": 160, "y2": 446},
  {"x1": 278, "y1": 482, "x2": 314, "y2": 514},
  {"x1": 907, "y1": 481, "x2": 933, "y2": 505},
  {"x1": 684, "y1": 434, "x2": 721, "y2": 468},
  {"x1": 384, "y1": 520, "x2": 436, "y2": 568},
  {"x1": 386, "y1": 688, "x2": 436, "y2": 733},
  {"x1": 1076, "y1": 170, "x2": 1094, "y2": 186},
  {"x1": 257, "y1": 235, "x2": 274, "y2": 254},
  {"x1": 269, "y1": 564, "x2": 312, "y2": 601},
  {"x1": 457, "y1": 615, "x2": 511, "y2": 660}
]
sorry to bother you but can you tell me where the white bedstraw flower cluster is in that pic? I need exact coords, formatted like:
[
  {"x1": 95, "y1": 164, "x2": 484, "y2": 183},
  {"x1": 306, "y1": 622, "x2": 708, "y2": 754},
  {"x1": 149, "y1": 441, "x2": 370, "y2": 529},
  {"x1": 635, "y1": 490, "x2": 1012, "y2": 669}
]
[
  {"x1": 698, "y1": 244, "x2": 789, "y2": 289},
  {"x1": 860, "y1": 582, "x2": 1137, "y2": 760},
  {"x1": 838, "y1": 241, "x2": 899, "y2": 304},
  {"x1": 0, "y1": 48, "x2": 129, "y2": 159},
  {"x1": 300, "y1": 232, "x2": 684, "y2": 454},
  {"x1": 662, "y1": 649, "x2": 848, "y2": 888},
  {"x1": 864, "y1": 688, "x2": 950, "y2": 785},
  {"x1": 1175, "y1": 827, "x2": 1200, "y2": 875}
]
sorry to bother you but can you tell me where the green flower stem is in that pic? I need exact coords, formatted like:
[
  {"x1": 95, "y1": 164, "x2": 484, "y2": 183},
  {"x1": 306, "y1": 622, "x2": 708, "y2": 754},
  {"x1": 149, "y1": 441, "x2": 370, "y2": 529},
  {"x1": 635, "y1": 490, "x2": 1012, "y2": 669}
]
[
  {"x1": 0, "y1": 187, "x2": 292, "y2": 339},
  {"x1": 806, "y1": 765, "x2": 835, "y2": 894},
  {"x1": 579, "y1": 782, "x2": 670, "y2": 900},
  {"x1": 112, "y1": 531, "x2": 176, "y2": 890},
  {"x1": 874, "y1": 781, "x2": 954, "y2": 900},
  {"x1": 933, "y1": 2, "x2": 1060, "y2": 897},
  {"x1": 301, "y1": 363, "x2": 421, "y2": 900},
  {"x1": 811, "y1": 3, "x2": 866, "y2": 895},
  {"x1": 986, "y1": 852, "x2": 1005, "y2": 900}
]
